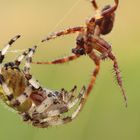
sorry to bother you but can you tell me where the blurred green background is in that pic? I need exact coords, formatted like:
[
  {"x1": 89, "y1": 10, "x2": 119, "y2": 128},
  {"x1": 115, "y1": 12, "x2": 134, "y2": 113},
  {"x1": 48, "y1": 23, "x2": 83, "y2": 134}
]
[{"x1": 0, "y1": 0, "x2": 140, "y2": 140}]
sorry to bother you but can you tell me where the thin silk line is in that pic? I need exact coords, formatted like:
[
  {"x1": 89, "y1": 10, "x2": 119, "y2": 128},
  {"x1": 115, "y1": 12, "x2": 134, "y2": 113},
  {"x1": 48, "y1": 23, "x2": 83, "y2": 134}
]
[
  {"x1": 8, "y1": 0, "x2": 82, "y2": 52},
  {"x1": 48, "y1": 0, "x2": 82, "y2": 33},
  {"x1": 7, "y1": 49, "x2": 26, "y2": 53}
]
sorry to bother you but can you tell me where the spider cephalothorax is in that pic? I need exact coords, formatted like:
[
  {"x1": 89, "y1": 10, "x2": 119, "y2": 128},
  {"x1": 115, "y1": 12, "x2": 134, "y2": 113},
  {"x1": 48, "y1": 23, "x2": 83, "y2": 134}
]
[
  {"x1": 0, "y1": 36, "x2": 86, "y2": 128},
  {"x1": 33, "y1": 0, "x2": 127, "y2": 109}
]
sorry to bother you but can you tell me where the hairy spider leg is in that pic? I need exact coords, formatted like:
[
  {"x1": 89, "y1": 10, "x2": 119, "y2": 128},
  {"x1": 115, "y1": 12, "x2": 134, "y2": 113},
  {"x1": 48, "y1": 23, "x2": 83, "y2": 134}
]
[
  {"x1": 108, "y1": 52, "x2": 127, "y2": 107},
  {"x1": 14, "y1": 50, "x2": 29, "y2": 66},
  {"x1": 33, "y1": 94, "x2": 57, "y2": 114},
  {"x1": 42, "y1": 27, "x2": 84, "y2": 42},
  {"x1": 24, "y1": 46, "x2": 37, "y2": 75},
  {"x1": 11, "y1": 46, "x2": 45, "y2": 107},
  {"x1": 91, "y1": 0, "x2": 99, "y2": 10},
  {"x1": 32, "y1": 86, "x2": 86, "y2": 127},
  {"x1": 31, "y1": 86, "x2": 86, "y2": 121},
  {"x1": 15, "y1": 46, "x2": 41, "y2": 89},
  {"x1": 24, "y1": 46, "x2": 44, "y2": 90},
  {"x1": 15, "y1": 46, "x2": 42, "y2": 90},
  {"x1": 86, "y1": 51, "x2": 100, "y2": 97},
  {"x1": 33, "y1": 54, "x2": 80, "y2": 65},
  {"x1": 63, "y1": 51, "x2": 100, "y2": 116},
  {"x1": 0, "y1": 35, "x2": 20, "y2": 100},
  {"x1": 61, "y1": 85, "x2": 77, "y2": 103},
  {"x1": 15, "y1": 46, "x2": 37, "y2": 69},
  {"x1": 68, "y1": 50, "x2": 100, "y2": 115},
  {"x1": 31, "y1": 86, "x2": 78, "y2": 115},
  {"x1": 92, "y1": 37, "x2": 127, "y2": 107},
  {"x1": 0, "y1": 35, "x2": 20, "y2": 64},
  {"x1": 33, "y1": 27, "x2": 85, "y2": 65}
]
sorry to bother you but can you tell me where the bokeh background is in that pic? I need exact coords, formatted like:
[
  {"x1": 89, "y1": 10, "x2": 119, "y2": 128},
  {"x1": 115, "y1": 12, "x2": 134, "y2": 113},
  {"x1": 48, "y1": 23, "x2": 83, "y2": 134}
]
[{"x1": 0, "y1": 0, "x2": 140, "y2": 140}]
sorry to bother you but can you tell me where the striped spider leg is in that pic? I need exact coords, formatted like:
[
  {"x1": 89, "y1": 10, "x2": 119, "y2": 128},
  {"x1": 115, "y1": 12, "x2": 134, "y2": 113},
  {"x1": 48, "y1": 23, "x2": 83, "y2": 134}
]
[
  {"x1": 32, "y1": 86, "x2": 86, "y2": 128},
  {"x1": 0, "y1": 36, "x2": 86, "y2": 127},
  {"x1": 33, "y1": 0, "x2": 127, "y2": 107},
  {"x1": 38, "y1": 27, "x2": 85, "y2": 65},
  {"x1": 0, "y1": 35, "x2": 21, "y2": 101}
]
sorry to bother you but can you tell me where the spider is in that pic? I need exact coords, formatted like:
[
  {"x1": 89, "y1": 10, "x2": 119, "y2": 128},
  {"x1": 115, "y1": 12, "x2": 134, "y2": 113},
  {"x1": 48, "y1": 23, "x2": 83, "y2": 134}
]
[
  {"x1": 0, "y1": 35, "x2": 86, "y2": 128},
  {"x1": 33, "y1": 0, "x2": 127, "y2": 107}
]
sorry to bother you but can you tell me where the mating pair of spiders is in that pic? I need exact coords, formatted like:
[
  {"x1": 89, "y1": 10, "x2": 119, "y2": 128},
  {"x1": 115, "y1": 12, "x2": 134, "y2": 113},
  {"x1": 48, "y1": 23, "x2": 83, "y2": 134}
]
[{"x1": 0, "y1": 0, "x2": 126, "y2": 128}]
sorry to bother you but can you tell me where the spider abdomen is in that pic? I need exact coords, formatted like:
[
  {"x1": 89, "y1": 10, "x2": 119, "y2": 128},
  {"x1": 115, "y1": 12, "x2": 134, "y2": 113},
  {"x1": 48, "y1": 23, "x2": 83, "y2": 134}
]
[
  {"x1": 1, "y1": 68, "x2": 32, "y2": 112},
  {"x1": 95, "y1": 5, "x2": 115, "y2": 35},
  {"x1": 100, "y1": 14, "x2": 115, "y2": 35}
]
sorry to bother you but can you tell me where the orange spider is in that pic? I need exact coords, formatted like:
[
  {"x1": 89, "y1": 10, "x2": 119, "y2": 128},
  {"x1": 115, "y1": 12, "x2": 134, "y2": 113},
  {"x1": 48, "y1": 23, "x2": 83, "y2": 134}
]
[{"x1": 33, "y1": 0, "x2": 127, "y2": 107}]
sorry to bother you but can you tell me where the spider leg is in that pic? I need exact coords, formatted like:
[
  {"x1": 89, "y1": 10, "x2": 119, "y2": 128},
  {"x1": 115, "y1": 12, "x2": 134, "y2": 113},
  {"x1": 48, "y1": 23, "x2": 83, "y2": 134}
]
[
  {"x1": 0, "y1": 35, "x2": 20, "y2": 64},
  {"x1": 42, "y1": 27, "x2": 84, "y2": 42},
  {"x1": 58, "y1": 86, "x2": 77, "y2": 104},
  {"x1": 10, "y1": 46, "x2": 43, "y2": 106},
  {"x1": 32, "y1": 90, "x2": 58, "y2": 114},
  {"x1": 30, "y1": 88, "x2": 74, "y2": 120},
  {"x1": 32, "y1": 86, "x2": 86, "y2": 127},
  {"x1": 108, "y1": 52, "x2": 127, "y2": 107},
  {"x1": 15, "y1": 45, "x2": 42, "y2": 89},
  {"x1": 31, "y1": 86, "x2": 86, "y2": 121},
  {"x1": 0, "y1": 35, "x2": 20, "y2": 99},
  {"x1": 39, "y1": 27, "x2": 84, "y2": 65},
  {"x1": 64, "y1": 51, "x2": 100, "y2": 116},
  {"x1": 14, "y1": 50, "x2": 28, "y2": 66},
  {"x1": 91, "y1": 0, "x2": 99, "y2": 10},
  {"x1": 33, "y1": 116, "x2": 73, "y2": 127},
  {"x1": 63, "y1": 85, "x2": 80, "y2": 104},
  {"x1": 67, "y1": 86, "x2": 86, "y2": 109},
  {"x1": 86, "y1": 51, "x2": 100, "y2": 97},
  {"x1": 92, "y1": 37, "x2": 111, "y2": 56},
  {"x1": 23, "y1": 46, "x2": 37, "y2": 75},
  {"x1": 2, "y1": 46, "x2": 37, "y2": 104},
  {"x1": 14, "y1": 46, "x2": 37, "y2": 67},
  {"x1": 17, "y1": 46, "x2": 43, "y2": 89},
  {"x1": 32, "y1": 54, "x2": 80, "y2": 65},
  {"x1": 31, "y1": 88, "x2": 68, "y2": 116},
  {"x1": 92, "y1": 37, "x2": 127, "y2": 107},
  {"x1": 101, "y1": 0, "x2": 119, "y2": 17}
]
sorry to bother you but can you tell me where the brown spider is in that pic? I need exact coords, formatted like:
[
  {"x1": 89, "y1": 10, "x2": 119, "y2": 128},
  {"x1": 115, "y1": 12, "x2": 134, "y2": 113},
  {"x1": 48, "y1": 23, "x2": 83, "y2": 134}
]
[{"x1": 33, "y1": 0, "x2": 127, "y2": 107}]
